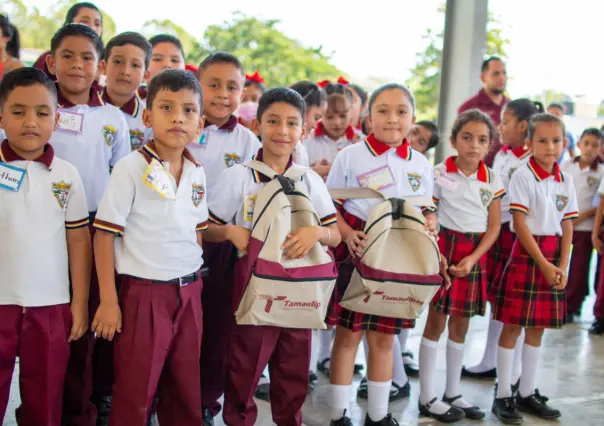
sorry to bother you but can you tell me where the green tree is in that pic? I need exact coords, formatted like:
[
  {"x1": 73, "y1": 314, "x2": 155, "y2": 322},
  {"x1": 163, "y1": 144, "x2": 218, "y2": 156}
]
[
  {"x1": 405, "y1": 6, "x2": 510, "y2": 120},
  {"x1": 529, "y1": 89, "x2": 570, "y2": 108},
  {"x1": 142, "y1": 19, "x2": 206, "y2": 64}
]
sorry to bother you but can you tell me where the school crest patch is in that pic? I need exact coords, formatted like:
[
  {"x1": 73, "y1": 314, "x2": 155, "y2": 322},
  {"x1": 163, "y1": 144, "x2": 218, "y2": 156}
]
[
  {"x1": 556, "y1": 194, "x2": 569, "y2": 212},
  {"x1": 224, "y1": 153, "x2": 241, "y2": 168},
  {"x1": 52, "y1": 181, "x2": 72, "y2": 209},
  {"x1": 508, "y1": 167, "x2": 517, "y2": 179},
  {"x1": 407, "y1": 172, "x2": 422, "y2": 192},
  {"x1": 191, "y1": 183, "x2": 205, "y2": 207},
  {"x1": 480, "y1": 188, "x2": 493, "y2": 207},
  {"x1": 129, "y1": 129, "x2": 145, "y2": 150},
  {"x1": 587, "y1": 176, "x2": 598, "y2": 188},
  {"x1": 103, "y1": 125, "x2": 117, "y2": 147}
]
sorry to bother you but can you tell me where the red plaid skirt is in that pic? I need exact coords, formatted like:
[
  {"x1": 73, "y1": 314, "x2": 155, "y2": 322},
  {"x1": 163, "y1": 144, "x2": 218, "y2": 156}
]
[
  {"x1": 326, "y1": 210, "x2": 414, "y2": 335},
  {"x1": 431, "y1": 227, "x2": 487, "y2": 317},
  {"x1": 493, "y1": 235, "x2": 565, "y2": 328},
  {"x1": 487, "y1": 223, "x2": 516, "y2": 304}
]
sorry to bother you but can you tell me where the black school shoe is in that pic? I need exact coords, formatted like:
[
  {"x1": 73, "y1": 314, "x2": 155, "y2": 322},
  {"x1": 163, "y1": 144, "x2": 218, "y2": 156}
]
[
  {"x1": 492, "y1": 397, "x2": 523, "y2": 424},
  {"x1": 317, "y1": 358, "x2": 331, "y2": 377},
  {"x1": 330, "y1": 416, "x2": 353, "y2": 426},
  {"x1": 402, "y1": 351, "x2": 419, "y2": 377},
  {"x1": 442, "y1": 395, "x2": 485, "y2": 420},
  {"x1": 460, "y1": 366, "x2": 497, "y2": 379},
  {"x1": 356, "y1": 378, "x2": 410, "y2": 401},
  {"x1": 254, "y1": 382, "x2": 270, "y2": 402},
  {"x1": 514, "y1": 389, "x2": 561, "y2": 420},
  {"x1": 92, "y1": 393, "x2": 111, "y2": 426},
  {"x1": 589, "y1": 319, "x2": 604, "y2": 335},
  {"x1": 203, "y1": 408, "x2": 215, "y2": 426},
  {"x1": 418, "y1": 398, "x2": 466, "y2": 423},
  {"x1": 364, "y1": 413, "x2": 400, "y2": 426}
]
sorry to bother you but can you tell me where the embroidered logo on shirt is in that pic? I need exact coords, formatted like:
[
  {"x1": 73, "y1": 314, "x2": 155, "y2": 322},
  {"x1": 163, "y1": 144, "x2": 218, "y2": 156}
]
[
  {"x1": 191, "y1": 183, "x2": 205, "y2": 207},
  {"x1": 103, "y1": 125, "x2": 117, "y2": 147},
  {"x1": 224, "y1": 153, "x2": 241, "y2": 168},
  {"x1": 508, "y1": 167, "x2": 517, "y2": 179},
  {"x1": 556, "y1": 194, "x2": 569, "y2": 212},
  {"x1": 129, "y1": 130, "x2": 145, "y2": 150},
  {"x1": 587, "y1": 176, "x2": 598, "y2": 188},
  {"x1": 52, "y1": 181, "x2": 72, "y2": 209},
  {"x1": 480, "y1": 188, "x2": 493, "y2": 207},
  {"x1": 407, "y1": 172, "x2": 422, "y2": 192}
]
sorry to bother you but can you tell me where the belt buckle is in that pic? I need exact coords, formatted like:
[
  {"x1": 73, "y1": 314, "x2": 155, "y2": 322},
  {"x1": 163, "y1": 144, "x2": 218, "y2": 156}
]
[{"x1": 178, "y1": 276, "x2": 187, "y2": 287}]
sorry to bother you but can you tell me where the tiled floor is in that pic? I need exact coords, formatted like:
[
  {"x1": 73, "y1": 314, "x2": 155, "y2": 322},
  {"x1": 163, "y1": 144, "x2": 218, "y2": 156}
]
[{"x1": 5, "y1": 299, "x2": 604, "y2": 425}]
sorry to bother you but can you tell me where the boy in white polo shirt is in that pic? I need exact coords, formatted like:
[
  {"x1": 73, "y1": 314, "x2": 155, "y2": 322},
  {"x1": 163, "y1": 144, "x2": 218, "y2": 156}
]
[
  {"x1": 100, "y1": 31, "x2": 151, "y2": 151},
  {"x1": 92, "y1": 69, "x2": 207, "y2": 426},
  {"x1": 46, "y1": 23, "x2": 130, "y2": 423},
  {"x1": 0, "y1": 67, "x2": 91, "y2": 425},
  {"x1": 193, "y1": 51, "x2": 261, "y2": 425}
]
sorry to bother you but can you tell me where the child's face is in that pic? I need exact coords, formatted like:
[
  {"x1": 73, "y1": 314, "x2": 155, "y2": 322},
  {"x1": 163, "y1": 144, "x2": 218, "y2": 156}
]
[
  {"x1": 199, "y1": 63, "x2": 244, "y2": 123},
  {"x1": 369, "y1": 88, "x2": 414, "y2": 145},
  {"x1": 578, "y1": 134, "x2": 602, "y2": 163},
  {"x1": 47, "y1": 36, "x2": 100, "y2": 97},
  {"x1": 451, "y1": 121, "x2": 491, "y2": 165},
  {"x1": 148, "y1": 42, "x2": 184, "y2": 81},
  {"x1": 103, "y1": 44, "x2": 149, "y2": 97},
  {"x1": 0, "y1": 85, "x2": 59, "y2": 155},
  {"x1": 526, "y1": 122, "x2": 565, "y2": 168},
  {"x1": 242, "y1": 83, "x2": 263, "y2": 104},
  {"x1": 72, "y1": 7, "x2": 102, "y2": 36},
  {"x1": 143, "y1": 89, "x2": 204, "y2": 149},
  {"x1": 322, "y1": 102, "x2": 351, "y2": 140},
  {"x1": 499, "y1": 107, "x2": 527, "y2": 148},
  {"x1": 305, "y1": 102, "x2": 326, "y2": 133},
  {"x1": 258, "y1": 102, "x2": 304, "y2": 158},
  {"x1": 408, "y1": 125, "x2": 432, "y2": 154}
]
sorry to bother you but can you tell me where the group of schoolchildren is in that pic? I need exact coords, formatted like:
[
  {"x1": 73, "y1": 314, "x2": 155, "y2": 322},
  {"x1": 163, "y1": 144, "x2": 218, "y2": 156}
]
[{"x1": 1, "y1": 2, "x2": 604, "y2": 426}]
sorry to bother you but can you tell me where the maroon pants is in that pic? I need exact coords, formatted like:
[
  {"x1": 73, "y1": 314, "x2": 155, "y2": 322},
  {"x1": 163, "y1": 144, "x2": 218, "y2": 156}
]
[
  {"x1": 0, "y1": 304, "x2": 71, "y2": 426},
  {"x1": 594, "y1": 251, "x2": 604, "y2": 319},
  {"x1": 200, "y1": 240, "x2": 236, "y2": 415},
  {"x1": 108, "y1": 275, "x2": 203, "y2": 426},
  {"x1": 223, "y1": 324, "x2": 311, "y2": 426},
  {"x1": 567, "y1": 231, "x2": 594, "y2": 313}
]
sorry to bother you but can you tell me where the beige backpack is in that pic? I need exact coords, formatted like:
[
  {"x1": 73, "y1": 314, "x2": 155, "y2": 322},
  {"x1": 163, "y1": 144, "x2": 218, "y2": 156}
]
[
  {"x1": 234, "y1": 161, "x2": 338, "y2": 329},
  {"x1": 329, "y1": 188, "x2": 442, "y2": 319}
]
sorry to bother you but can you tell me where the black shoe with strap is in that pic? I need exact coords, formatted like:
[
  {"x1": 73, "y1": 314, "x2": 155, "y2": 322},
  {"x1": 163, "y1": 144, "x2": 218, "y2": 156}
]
[
  {"x1": 461, "y1": 366, "x2": 497, "y2": 379},
  {"x1": 363, "y1": 413, "x2": 400, "y2": 426},
  {"x1": 492, "y1": 397, "x2": 523, "y2": 424},
  {"x1": 317, "y1": 357, "x2": 331, "y2": 377},
  {"x1": 357, "y1": 378, "x2": 410, "y2": 402},
  {"x1": 402, "y1": 351, "x2": 419, "y2": 377},
  {"x1": 419, "y1": 397, "x2": 466, "y2": 423},
  {"x1": 442, "y1": 395, "x2": 485, "y2": 420},
  {"x1": 203, "y1": 408, "x2": 215, "y2": 426},
  {"x1": 330, "y1": 411, "x2": 353, "y2": 426},
  {"x1": 514, "y1": 389, "x2": 561, "y2": 420}
]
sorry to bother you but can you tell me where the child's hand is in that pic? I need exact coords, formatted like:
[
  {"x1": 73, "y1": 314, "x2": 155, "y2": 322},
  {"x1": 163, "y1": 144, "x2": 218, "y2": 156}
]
[
  {"x1": 227, "y1": 225, "x2": 251, "y2": 255},
  {"x1": 554, "y1": 270, "x2": 568, "y2": 291},
  {"x1": 68, "y1": 300, "x2": 88, "y2": 342},
  {"x1": 449, "y1": 256, "x2": 476, "y2": 278},
  {"x1": 344, "y1": 230, "x2": 367, "y2": 257},
  {"x1": 440, "y1": 256, "x2": 452, "y2": 289},
  {"x1": 592, "y1": 233, "x2": 604, "y2": 254},
  {"x1": 424, "y1": 213, "x2": 439, "y2": 240},
  {"x1": 540, "y1": 262, "x2": 565, "y2": 289},
  {"x1": 91, "y1": 301, "x2": 122, "y2": 341},
  {"x1": 282, "y1": 226, "x2": 319, "y2": 259}
]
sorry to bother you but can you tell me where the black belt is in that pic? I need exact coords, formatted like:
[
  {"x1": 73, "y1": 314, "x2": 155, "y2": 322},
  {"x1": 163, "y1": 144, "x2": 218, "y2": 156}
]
[{"x1": 130, "y1": 267, "x2": 209, "y2": 285}]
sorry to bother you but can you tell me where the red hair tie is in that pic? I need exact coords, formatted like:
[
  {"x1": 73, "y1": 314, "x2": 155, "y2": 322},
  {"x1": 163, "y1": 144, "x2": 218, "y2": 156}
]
[
  {"x1": 245, "y1": 71, "x2": 265, "y2": 84},
  {"x1": 317, "y1": 77, "x2": 349, "y2": 88},
  {"x1": 185, "y1": 64, "x2": 198, "y2": 73}
]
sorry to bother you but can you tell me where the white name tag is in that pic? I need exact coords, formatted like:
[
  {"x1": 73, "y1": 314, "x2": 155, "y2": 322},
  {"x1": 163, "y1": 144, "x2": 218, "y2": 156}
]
[
  {"x1": 57, "y1": 110, "x2": 84, "y2": 134},
  {"x1": 0, "y1": 163, "x2": 26, "y2": 192},
  {"x1": 436, "y1": 174, "x2": 460, "y2": 191},
  {"x1": 356, "y1": 165, "x2": 395, "y2": 190}
]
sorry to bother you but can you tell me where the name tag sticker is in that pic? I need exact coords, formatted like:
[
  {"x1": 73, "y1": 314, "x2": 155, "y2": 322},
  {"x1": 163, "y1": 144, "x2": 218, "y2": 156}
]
[
  {"x1": 356, "y1": 165, "x2": 395, "y2": 190},
  {"x1": 57, "y1": 110, "x2": 84, "y2": 134},
  {"x1": 142, "y1": 159, "x2": 176, "y2": 200},
  {"x1": 244, "y1": 195, "x2": 257, "y2": 222},
  {"x1": 0, "y1": 163, "x2": 26, "y2": 192},
  {"x1": 436, "y1": 174, "x2": 460, "y2": 191}
]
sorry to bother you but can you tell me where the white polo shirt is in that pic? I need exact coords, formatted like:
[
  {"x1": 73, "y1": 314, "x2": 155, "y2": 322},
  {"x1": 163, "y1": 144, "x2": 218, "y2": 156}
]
[
  {"x1": 561, "y1": 157, "x2": 603, "y2": 231},
  {"x1": 101, "y1": 90, "x2": 150, "y2": 151},
  {"x1": 50, "y1": 87, "x2": 130, "y2": 213},
  {"x1": 304, "y1": 122, "x2": 362, "y2": 166},
  {"x1": 93, "y1": 142, "x2": 209, "y2": 281},
  {"x1": 187, "y1": 115, "x2": 261, "y2": 193},
  {"x1": 433, "y1": 157, "x2": 505, "y2": 233},
  {"x1": 294, "y1": 141, "x2": 310, "y2": 167},
  {"x1": 326, "y1": 133, "x2": 435, "y2": 222},
  {"x1": 492, "y1": 145, "x2": 532, "y2": 223},
  {"x1": 509, "y1": 156, "x2": 579, "y2": 236},
  {"x1": 208, "y1": 148, "x2": 336, "y2": 240},
  {"x1": 0, "y1": 141, "x2": 89, "y2": 307}
]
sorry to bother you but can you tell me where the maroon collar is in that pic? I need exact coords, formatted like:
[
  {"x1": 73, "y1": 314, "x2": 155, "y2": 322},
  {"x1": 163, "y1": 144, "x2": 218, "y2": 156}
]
[
  {"x1": 138, "y1": 141, "x2": 201, "y2": 167},
  {"x1": 0, "y1": 139, "x2": 54, "y2": 169},
  {"x1": 250, "y1": 148, "x2": 294, "y2": 183},
  {"x1": 205, "y1": 115, "x2": 238, "y2": 132},
  {"x1": 137, "y1": 85, "x2": 148, "y2": 100},
  {"x1": 56, "y1": 84, "x2": 105, "y2": 108},
  {"x1": 573, "y1": 156, "x2": 600, "y2": 171},
  {"x1": 100, "y1": 89, "x2": 139, "y2": 116}
]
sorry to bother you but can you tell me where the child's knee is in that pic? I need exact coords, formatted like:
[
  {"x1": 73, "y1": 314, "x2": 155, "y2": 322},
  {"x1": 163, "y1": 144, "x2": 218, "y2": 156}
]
[{"x1": 448, "y1": 317, "x2": 470, "y2": 342}]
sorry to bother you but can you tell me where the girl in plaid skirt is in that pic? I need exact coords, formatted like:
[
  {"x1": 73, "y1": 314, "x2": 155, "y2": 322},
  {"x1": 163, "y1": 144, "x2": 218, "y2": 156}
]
[
  {"x1": 492, "y1": 113, "x2": 578, "y2": 424},
  {"x1": 418, "y1": 110, "x2": 504, "y2": 423}
]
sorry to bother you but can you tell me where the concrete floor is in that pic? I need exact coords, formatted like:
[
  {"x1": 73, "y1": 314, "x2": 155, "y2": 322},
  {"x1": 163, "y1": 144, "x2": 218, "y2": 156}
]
[{"x1": 4, "y1": 298, "x2": 604, "y2": 426}]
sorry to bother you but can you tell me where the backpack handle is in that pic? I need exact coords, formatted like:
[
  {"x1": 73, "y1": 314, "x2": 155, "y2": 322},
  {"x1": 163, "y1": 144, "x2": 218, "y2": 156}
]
[{"x1": 328, "y1": 188, "x2": 435, "y2": 210}]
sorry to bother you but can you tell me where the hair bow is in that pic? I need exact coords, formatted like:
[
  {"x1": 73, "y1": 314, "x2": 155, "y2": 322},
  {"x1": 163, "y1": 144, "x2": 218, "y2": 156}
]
[
  {"x1": 245, "y1": 71, "x2": 265, "y2": 84},
  {"x1": 317, "y1": 77, "x2": 349, "y2": 88},
  {"x1": 185, "y1": 64, "x2": 198, "y2": 74}
]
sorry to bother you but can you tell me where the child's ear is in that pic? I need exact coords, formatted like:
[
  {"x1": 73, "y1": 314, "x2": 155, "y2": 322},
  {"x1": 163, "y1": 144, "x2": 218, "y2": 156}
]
[
  {"x1": 54, "y1": 110, "x2": 61, "y2": 130},
  {"x1": 98, "y1": 59, "x2": 107, "y2": 76},
  {"x1": 518, "y1": 120, "x2": 528, "y2": 134},
  {"x1": 46, "y1": 54, "x2": 56, "y2": 75},
  {"x1": 143, "y1": 69, "x2": 150, "y2": 85},
  {"x1": 197, "y1": 114, "x2": 206, "y2": 137},
  {"x1": 142, "y1": 108, "x2": 152, "y2": 129},
  {"x1": 251, "y1": 118, "x2": 260, "y2": 137},
  {"x1": 300, "y1": 122, "x2": 308, "y2": 142},
  {"x1": 525, "y1": 136, "x2": 533, "y2": 150},
  {"x1": 0, "y1": 111, "x2": 4, "y2": 129},
  {"x1": 240, "y1": 86, "x2": 247, "y2": 102},
  {"x1": 449, "y1": 135, "x2": 457, "y2": 150}
]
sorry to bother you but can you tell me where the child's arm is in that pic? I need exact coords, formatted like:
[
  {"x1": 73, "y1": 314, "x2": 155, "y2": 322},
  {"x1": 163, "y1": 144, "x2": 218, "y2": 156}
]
[
  {"x1": 575, "y1": 207, "x2": 596, "y2": 226},
  {"x1": 336, "y1": 210, "x2": 366, "y2": 257},
  {"x1": 558, "y1": 219, "x2": 573, "y2": 290},
  {"x1": 282, "y1": 224, "x2": 341, "y2": 259},
  {"x1": 92, "y1": 231, "x2": 121, "y2": 341},
  {"x1": 592, "y1": 197, "x2": 604, "y2": 253},
  {"x1": 205, "y1": 224, "x2": 251, "y2": 255}
]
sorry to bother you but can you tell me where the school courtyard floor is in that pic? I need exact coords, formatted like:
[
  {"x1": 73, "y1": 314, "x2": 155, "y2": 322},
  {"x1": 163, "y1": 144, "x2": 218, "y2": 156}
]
[{"x1": 6, "y1": 295, "x2": 604, "y2": 425}]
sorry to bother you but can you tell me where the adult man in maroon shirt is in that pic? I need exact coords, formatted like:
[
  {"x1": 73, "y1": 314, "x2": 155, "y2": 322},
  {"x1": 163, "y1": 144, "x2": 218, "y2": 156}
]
[{"x1": 458, "y1": 56, "x2": 509, "y2": 166}]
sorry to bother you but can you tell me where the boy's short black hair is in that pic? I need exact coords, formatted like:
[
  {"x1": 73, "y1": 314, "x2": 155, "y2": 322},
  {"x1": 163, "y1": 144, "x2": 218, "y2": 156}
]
[
  {"x1": 0, "y1": 67, "x2": 58, "y2": 109},
  {"x1": 64, "y1": 2, "x2": 102, "y2": 26},
  {"x1": 547, "y1": 102, "x2": 564, "y2": 112},
  {"x1": 146, "y1": 69, "x2": 203, "y2": 112},
  {"x1": 50, "y1": 23, "x2": 104, "y2": 57},
  {"x1": 481, "y1": 56, "x2": 503, "y2": 73},
  {"x1": 580, "y1": 127, "x2": 604, "y2": 142},
  {"x1": 416, "y1": 120, "x2": 440, "y2": 150},
  {"x1": 290, "y1": 81, "x2": 326, "y2": 108},
  {"x1": 257, "y1": 87, "x2": 306, "y2": 122},
  {"x1": 148, "y1": 34, "x2": 185, "y2": 59},
  {"x1": 197, "y1": 51, "x2": 244, "y2": 78},
  {"x1": 104, "y1": 32, "x2": 152, "y2": 70}
]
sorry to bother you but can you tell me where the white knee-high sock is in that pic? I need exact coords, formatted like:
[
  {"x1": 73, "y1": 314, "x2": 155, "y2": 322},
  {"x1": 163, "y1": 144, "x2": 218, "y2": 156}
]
[
  {"x1": 445, "y1": 339, "x2": 464, "y2": 398},
  {"x1": 329, "y1": 384, "x2": 351, "y2": 420},
  {"x1": 392, "y1": 335, "x2": 408, "y2": 385},
  {"x1": 419, "y1": 338, "x2": 450, "y2": 415},
  {"x1": 512, "y1": 329, "x2": 525, "y2": 384},
  {"x1": 309, "y1": 330, "x2": 319, "y2": 374},
  {"x1": 496, "y1": 346, "x2": 514, "y2": 399},
  {"x1": 397, "y1": 329, "x2": 410, "y2": 353},
  {"x1": 466, "y1": 313, "x2": 503, "y2": 373},
  {"x1": 319, "y1": 329, "x2": 333, "y2": 361},
  {"x1": 519, "y1": 343, "x2": 540, "y2": 398},
  {"x1": 367, "y1": 380, "x2": 391, "y2": 421}
]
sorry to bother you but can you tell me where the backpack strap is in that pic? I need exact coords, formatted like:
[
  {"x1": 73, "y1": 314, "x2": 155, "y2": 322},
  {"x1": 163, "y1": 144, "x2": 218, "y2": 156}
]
[
  {"x1": 328, "y1": 188, "x2": 434, "y2": 210},
  {"x1": 244, "y1": 160, "x2": 278, "y2": 180}
]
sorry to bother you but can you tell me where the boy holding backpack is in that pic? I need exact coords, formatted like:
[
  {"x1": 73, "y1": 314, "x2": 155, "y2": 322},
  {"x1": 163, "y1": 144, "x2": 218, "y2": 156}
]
[{"x1": 205, "y1": 87, "x2": 341, "y2": 426}]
